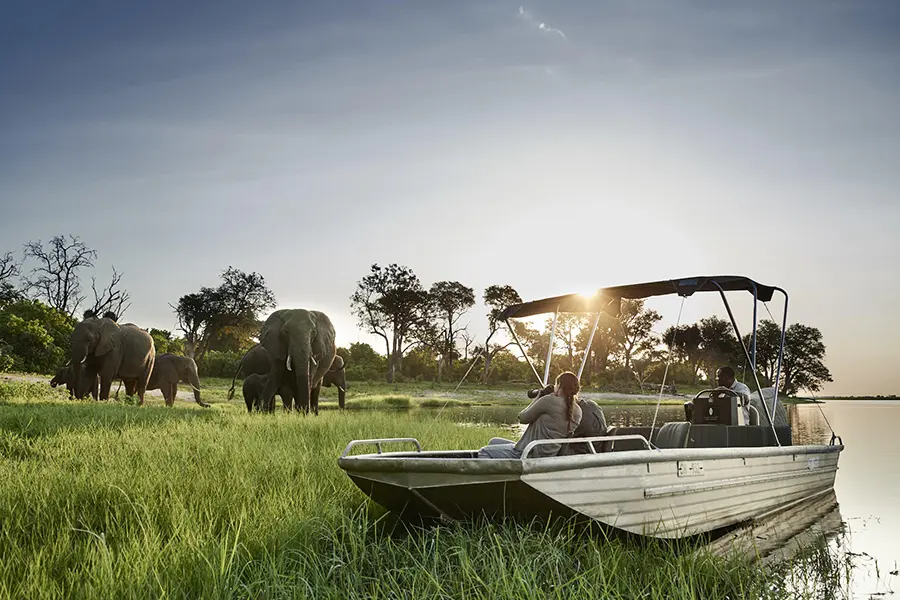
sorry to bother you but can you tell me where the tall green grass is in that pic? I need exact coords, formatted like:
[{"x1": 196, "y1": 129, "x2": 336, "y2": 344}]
[{"x1": 0, "y1": 383, "x2": 845, "y2": 599}]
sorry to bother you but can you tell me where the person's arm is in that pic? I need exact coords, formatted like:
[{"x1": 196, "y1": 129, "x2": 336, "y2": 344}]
[{"x1": 518, "y1": 394, "x2": 555, "y2": 424}]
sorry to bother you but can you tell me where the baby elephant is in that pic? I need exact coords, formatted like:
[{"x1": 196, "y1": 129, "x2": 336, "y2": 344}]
[
  {"x1": 242, "y1": 373, "x2": 294, "y2": 413},
  {"x1": 123, "y1": 353, "x2": 208, "y2": 407},
  {"x1": 50, "y1": 364, "x2": 98, "y2": 399}
]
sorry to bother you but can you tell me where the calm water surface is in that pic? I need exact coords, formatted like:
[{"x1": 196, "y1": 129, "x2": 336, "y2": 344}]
[{"x1": 433, "y1": 399, "x2": 900, "y2": 597}]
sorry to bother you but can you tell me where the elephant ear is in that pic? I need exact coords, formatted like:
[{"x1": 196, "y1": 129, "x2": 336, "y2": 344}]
[
  {"x1": 95, "y1": 318, "x2": 120, "y2": 356},
  {"x1": 330, "y1": 355, "x2": 344, "y2": 371}
]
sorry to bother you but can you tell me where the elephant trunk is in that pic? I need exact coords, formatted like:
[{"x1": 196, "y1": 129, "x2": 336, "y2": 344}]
[{"x1": 287, "y1": 342, "x2": 312, "y2": 414}]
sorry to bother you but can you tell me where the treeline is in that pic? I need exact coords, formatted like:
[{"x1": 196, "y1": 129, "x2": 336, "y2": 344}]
[
  {"x1": 0, "y1": 243, "x2": 834, "y2": 396},
  {"x1": 346, "y1": 263, "x2": 832, "y2": 396}
]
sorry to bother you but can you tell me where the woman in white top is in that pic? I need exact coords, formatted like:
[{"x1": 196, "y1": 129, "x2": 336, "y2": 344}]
[{"x1": 477, "y1": 371, "x2": 583, "y2": 459}]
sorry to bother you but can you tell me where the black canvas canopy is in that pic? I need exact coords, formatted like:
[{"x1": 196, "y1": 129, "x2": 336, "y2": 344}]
[{"x1": 498, "y1": 276, "x2": 777, "y2": 320}]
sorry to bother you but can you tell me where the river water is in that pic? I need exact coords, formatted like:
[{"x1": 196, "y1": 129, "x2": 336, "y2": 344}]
[{"x1": 432, "y1": 399, "x2": 900, "y2": 598}]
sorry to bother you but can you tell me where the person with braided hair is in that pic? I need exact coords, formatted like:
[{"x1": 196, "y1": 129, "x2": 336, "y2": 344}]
[{"x1": 477, "y1": 371, "x2": 583, "y2": 459}]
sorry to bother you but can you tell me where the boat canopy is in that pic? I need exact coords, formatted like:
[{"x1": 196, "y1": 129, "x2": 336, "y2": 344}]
[{"x1": 498, "y1": 275, "x2": 777, "y2": 320}]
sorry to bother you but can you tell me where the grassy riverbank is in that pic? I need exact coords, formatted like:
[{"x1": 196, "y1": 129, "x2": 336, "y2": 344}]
[{"x1": 0, "y1": 380, "x2": 847, "y2": 598}]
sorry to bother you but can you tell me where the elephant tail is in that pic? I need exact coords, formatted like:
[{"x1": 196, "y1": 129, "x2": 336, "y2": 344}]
[{"x1": 227, "y1": 347, "x2": 254, "y2": 400}]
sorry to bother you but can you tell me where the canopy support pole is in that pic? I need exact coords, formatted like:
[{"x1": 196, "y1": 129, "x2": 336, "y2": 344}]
[
  {"x1": 543, "y1": 307, "x2": 560, "y2": 386},
  {"x1": 505, "y1": 319, "x2": 544, "y2": 385},
  {"x1": 771, "y1": 287, "x2": 790, "y2": 420},
  {"x1": 577, "y1": 312, "x2": 602, "y2": 380},
  {"x1": 711, "y1": 282, "x2": 780, "y2": 447}
]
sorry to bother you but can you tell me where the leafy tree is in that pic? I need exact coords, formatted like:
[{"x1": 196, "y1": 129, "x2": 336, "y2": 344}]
[
  {"x1": 780, "y1": 324, "x2": 832, "y2": 396},
  {"x1": 0, "y1": 299, "x2": 76, "y2": 373},
  {"x1": 149, "y1": 329, "x2": 185, "y2": 355},
  {"x1": 350, "y1": 264, "x2": 432, "y2": 383},
  {"x1": 697, "y1": 316, "x2": 742, "y2": 379},
  {"x1": 615, "y1": 299, "x2": 661, "y2": 371},
  {"x1": 429, "y1": 281, "x2": 475, "y2": 381},
  {"x1": 741, "y1": 320, "x2": 782, "y2": 385},
  {"x1": 22, "y1": 235, "x2": 97, "y2": 317},
  {"x1": 344, "y1": 342, "x2": 387, "y2": 382},
  {"x1": 574, "y1": 312, "x2": 618, "y2": 385},
  {"x1": 663, "y1": 323, "x2": 703, "y2": 384},
  {"x1": 173, "y1": 267, "x2": 275, "y2": 359},
  {"x1": 479, "y1": 285, "x2": 523, "y2": 384}
]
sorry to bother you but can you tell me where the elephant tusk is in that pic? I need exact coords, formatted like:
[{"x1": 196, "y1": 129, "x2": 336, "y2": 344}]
[
  {"x1": 338, "y1": 386, "x2": 346, "y2": 393},
  {"x1": 80, "y1": 357, "x2": 86, "y2": 364},
  {"x1": 310, "y1": 355, "x2": 318, "y2": 367},
  {"x1": 286, "y1": 353, "x2": 292, "y2": 372}
]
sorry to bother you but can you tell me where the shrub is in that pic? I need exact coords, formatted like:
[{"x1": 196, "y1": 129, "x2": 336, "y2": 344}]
[{"x1": 196, "y1": 350, "x2": 244, "y2": 378}]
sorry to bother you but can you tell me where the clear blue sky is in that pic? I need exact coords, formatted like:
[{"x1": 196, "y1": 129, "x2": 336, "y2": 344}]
[{"x1": 1, "y1": 0, "x2": 898, "y2": 395}]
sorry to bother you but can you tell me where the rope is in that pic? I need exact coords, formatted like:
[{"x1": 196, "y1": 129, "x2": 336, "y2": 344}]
[
  {"x1": 650, "y1": 296, "x2": 686, "y2": 437},
  {"x1": 805, "y1": 386, "x2": 837, "y2": 442}
]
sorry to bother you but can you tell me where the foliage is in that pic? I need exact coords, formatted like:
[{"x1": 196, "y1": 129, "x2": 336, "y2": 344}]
[
  {"x1": 149, "y1": 328, "x2": 186, "y2": 356},
  {"x1": 350, "y1": 264, "x2": 432, "y2": 383},
  {"x1": 429, "y1": 280, "x2": 475, "y2": 380},
  {"x1": 172, "y1": 267, "x2": 275, "y2": 359},
  {"x1": 615, "y1": 299, "x2": 661, "y2": 371},
  {"x1": 195, "y1": 350, "x2": 244, "y2": 378},
  {"x1": 480, "y1": 284, "x2": 524, "y2": 384},
  {"x1": 781, "y1": 324, "x2": 833, "y2": 395},
  {"x1": 0, "y1": 299, "x2": 76, "y2": 373},
  {"x1": 343, "y1": 342, "x2": 387, "y2": 382}
]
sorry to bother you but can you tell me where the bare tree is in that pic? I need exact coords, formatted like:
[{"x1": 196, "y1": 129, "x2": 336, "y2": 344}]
[
  {"x1": 0, "y1": 251, "x2": 20, "y2": 304},
  {"x1": 87, "y1": 267, "x2": 132, "y2": 319},
  {"x1": 0, "y1": 251, "x2": 17, "y2": 284},
  {"x1": 22, "y1": 235, "x2": 97, "y2": 316}
]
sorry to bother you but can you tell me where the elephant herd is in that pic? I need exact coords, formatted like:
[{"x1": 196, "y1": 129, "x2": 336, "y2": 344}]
[{"x1": 50, "y1": 308, "x2": 346, "y2": 415}]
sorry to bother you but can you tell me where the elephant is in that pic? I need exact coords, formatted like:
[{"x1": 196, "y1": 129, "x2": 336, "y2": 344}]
[
  {"x1": 240, "y1": 372, "x2": 292, "y2": 413},
  {"x1": 70, "y1": 315, "x2": 155, "y2": 405},
  {"x1": 122, "y1": 353, "x2": 208, "y2": 407},
  {"x1": 228, "y1": 343, "x2": 346, "y2": 410},
  {"x1": 258, "y1": 309, "x2": 337, "y2": 415},
  {"x1": 50, "y1": 363, "x2": 98, "y2": 399}
]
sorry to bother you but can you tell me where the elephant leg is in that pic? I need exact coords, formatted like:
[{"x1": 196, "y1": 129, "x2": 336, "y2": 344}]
[
  {"x1": 99, "y1": 377, "x2": 113, "y2": 402},
  {"x1": 260, "y1": 366, "x2": 286, "y2": 414},
  {"x1": 124, "y1": 379, "x2": 137, "y2": 396},
  {"x1": 310, "y1": 383, "x2": 321, "y2": 416},
  {"x1": 163, "y1": 383, "x2": 175, "y2": 407}
]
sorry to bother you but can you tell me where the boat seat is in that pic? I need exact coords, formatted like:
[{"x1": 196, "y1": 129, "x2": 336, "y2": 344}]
[
  {"x1": 654, "y1": 422, "x2": 691, "y2": 449},
  {"x1": 602, "y1": 426, "x2": 661, "y2": 451}
]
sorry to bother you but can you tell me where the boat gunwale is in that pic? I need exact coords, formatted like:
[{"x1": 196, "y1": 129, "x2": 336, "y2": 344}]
[{"x1": 338, "y1": 443, "x2": 843, "y2": 475}]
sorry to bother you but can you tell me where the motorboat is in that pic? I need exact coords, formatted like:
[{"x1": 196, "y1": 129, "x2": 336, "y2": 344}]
[{"x1": 338, "y1": 276, "x2": 843, "y2": 539}]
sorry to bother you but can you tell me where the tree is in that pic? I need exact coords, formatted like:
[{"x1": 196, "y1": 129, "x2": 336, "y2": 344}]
[
  {"x1": 344, "y1": 342, "x2": 387, "y2": 381},
  {"x1": 149, "y1": 329, "x2": 185, "y2": 355},
  {"x1": 0, "y1": 299, "x2": 77, "y2": 373},
  {"x1": 697, "y1": 316, "x2": 742, "y2": 379},
  {"x1": 350, "y1": 264, "x2": 432, "y2": 383},
  {"x1": 615, "y1": 299, "x2": 661, "y2": 371},
  {"x1": 664, "y1": 323, "x2": 703, "y2": 384},
  {"x1": 741, "y1": 320, "x2": 782, "y2": 385},
  {"x1": 779, "y1": 324, "x2": 832, "y2": 396},
  {"x1": 87, "y1": 266, "x2": 131, "y2": 319},
  {"x1": 479, "y1": 285, "x2": 523, "y2": 383},
  {"x1": 0, "y1": 251, "x2": 21, "y2": 306},
  {"x1": 429, "y1": 281, "x2": 475, "y2": 381},
  {"x1": 22, "y1": 235, "x2": 97, "y2": 317},
  {"x1": 574, "y1": 312, "x2": 618, "y2": 385},
  {"x1": 172, "y1": 267, "x2": 275, "y2": 359}
]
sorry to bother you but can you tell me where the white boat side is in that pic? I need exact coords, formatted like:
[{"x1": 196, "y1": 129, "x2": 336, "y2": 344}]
[{"x1": 339, "y1": 443, "x2": 842, "y2": 538}]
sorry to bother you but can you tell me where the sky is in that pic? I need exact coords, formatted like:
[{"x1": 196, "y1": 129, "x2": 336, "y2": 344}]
[{"x1": 1, "y1": 0, "x2": 899, "y2": 395}]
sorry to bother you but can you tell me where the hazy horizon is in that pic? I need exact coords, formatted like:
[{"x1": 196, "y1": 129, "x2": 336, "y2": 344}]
[{"x1": 2, "y1": 0, "x2": 898, "y2": 395}]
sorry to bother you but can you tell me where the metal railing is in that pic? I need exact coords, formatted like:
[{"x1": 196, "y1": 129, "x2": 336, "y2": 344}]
[
  {"x1": 340, "y1": 438, "x2": 423, "y2": 458},
  {"x1": 520, "y1": 434, "x2": 653, "y2": 460}
]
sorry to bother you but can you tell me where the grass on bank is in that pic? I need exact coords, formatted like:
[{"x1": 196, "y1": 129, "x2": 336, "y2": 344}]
[{"x1": 0, "y1": 381, "x2": 847, "y2": 599}]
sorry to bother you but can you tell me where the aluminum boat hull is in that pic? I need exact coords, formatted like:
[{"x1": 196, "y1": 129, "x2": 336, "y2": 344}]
[{"x1": 339, "y1": 444, "x2": 842, "y2": 539}]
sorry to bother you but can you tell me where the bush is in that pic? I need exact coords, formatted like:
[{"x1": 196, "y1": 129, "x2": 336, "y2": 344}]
[{"x1": 195, "y1": 350, "x2": 243, "y2": 378}]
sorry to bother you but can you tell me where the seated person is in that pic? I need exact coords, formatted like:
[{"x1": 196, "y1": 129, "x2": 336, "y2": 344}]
[
  {"x1": 559, "y1": 397, "x2": 608, "y2": 455},
  {"x1": 478, "y1": 372, "x2": 583, "y2": 459},
  {"x1": 716, "y1": 366, "x2": 751, "y2": 425}
]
